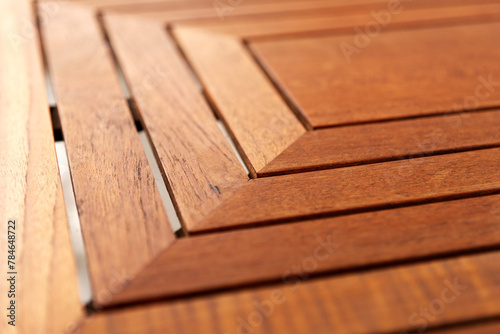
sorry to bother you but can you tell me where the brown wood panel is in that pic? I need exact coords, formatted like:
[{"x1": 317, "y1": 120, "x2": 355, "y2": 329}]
[
  {"x1": 175, "y1": 2, "x2": 500, "y2": 39},
  {"x1": 174, "y1": 27, "x2": 306, "y2": 175},
  {"x1": 122, "y1": 0, "x2": 424, "y2": 22},
  {"x1": 40, "y1": 2, "x2": 175, "y2": 306},
  {"x1": 251, "y1": 21, "x2": 500, "y2": 127},
  {"x1": 0, "y1": 1, "x2": 83, "y2": 333},
  {"x1": 198, "y1": 148, "x2": 500, "y2": 231},
  {"x1": 106, "y1": 0, "x2": 364, "y2": 23},
  {"x1": 104, "y1": 15, "x2": 248, "y2": 231},
  {"x1": 108, "y1": 195, "x2": 500, "y2": 306},
  {"x1": 102, "y1": 0, "x2": 381, "y2": 15},
  {"x1": 9, "y1": 1, "x2": 500, "y2": 332},
  {"x1": 260, "y1": 109, "x2": 500, "y2": 176},
  {"x1": 70, "y1": 0, "x2": 350, "y2": 13},
  {"x1": 80, "y1": 252, "x2": 500, "y2": 334}
]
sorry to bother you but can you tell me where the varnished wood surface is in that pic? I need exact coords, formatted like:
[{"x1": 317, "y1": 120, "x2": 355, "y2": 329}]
[
  {"x1": 108, "y1": 195, "x2": 500, "y2": 305},
  {"x1": 0, "y1": 1, "x2": 83, "y2": 333},
  {"x1": 80, "y1": 252, "x2": 500, "y2": 334},
  {"x1": 251, "y1": 21, "x2": 500, "y2": 127},
  {"x1": 260, "y1": 110, "x2": 500, "y2": 176},
  {"x1": 174, "y1": 27, "x2": 306, "y2": 175},
  {"x1": 3, "y1": 0, "x2": 499, "y2": 332},
  {"x1": 200, "y1": 148, "x2": 500, "y2": 231},
  {"x1": 62, "y1": 0, "x2": 370, "y2": 12},
  {"x1": 112, "y1": 0, "x2": 499, "y2": 22},
  {"x1": 104, "y1": 0, "x2": 385, "y2": 17},
  {"x1": 173, "y1": 2, "x2": 500, "y2": 40},
  {"x1": 40, "y1": 2, "x2": 175, "y2": 306},
  {"x1": 104, "y1": 15, "x2": 248, "y2": 231}
]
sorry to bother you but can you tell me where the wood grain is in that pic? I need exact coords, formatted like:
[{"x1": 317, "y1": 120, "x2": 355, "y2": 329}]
[
  {"x1": 7, "y1": 1, "x2": 500, "y2": 332},
  {"x1": 108, "y1": 195, "x2": 500, "y2": 305},
  {"x1": 199, "y1": 148, "x2": 500, "y2": 231},
  {"x1": 66, "y1": 0, "x2": 362, "y2": 13},
  {"x1": 251, "y1": 21, "x2": 500, "y2": 127},
  {"x1": 174, "y1": 2, "x2": 500, "y2": 39},
  {"x1": 104, "y1": 15, "x2": 248, "y2": 231},
  {"x1": 260, "y1": 109, "x2": 500, "y2": 176},
  {"x1": 0, "y1": 1, "x2": 83, "y2": 333},
  {"x1": 40, "y1": 2, "x2": 175, "y2": 306},
  {"x1": 111, "y1": 0, "x2": 399, "y2": 22},
  {"x1": 80, "y1": 251, "x2": 500, "y2": 334},
  {"x1": 173, "y1": 27, "x2": 306, "y2": 175}
]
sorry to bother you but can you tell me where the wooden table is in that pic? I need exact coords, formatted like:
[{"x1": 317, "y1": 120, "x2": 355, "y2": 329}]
[{"x1": 1, "y1": 0, "x2": 500, "y2": 333}]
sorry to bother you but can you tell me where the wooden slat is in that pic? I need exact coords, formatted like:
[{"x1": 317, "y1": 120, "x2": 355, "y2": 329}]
[
  {"x1": 173, "y1": 27, "x2": 306, "y2": 175},
  {"x1": 80, "y1": 252, "x2": 500, "y2": 334},
  {"x1": 0, "y1": 1, "x2": 83, "y2": 333},
  {"x1": 108, "y1": 195, "x2": 500, "y2": 306},
  {"x1": 64, "y1": 0, "x2": 348, "y2": 13},
  {"x1": 104, "y1": 15, "x2": 248, "y2": 230},
  {"x1": 174, "y1": 2, "x2": 500, "y2": 39},
  {"x1": 198, "y1": 148, "x2": 500, "y2": 231},
  {"x1": 260, "y1": 110, "x2": 500, "y2": 176},
  {"x1": 40, "y1": 2, "x2": 175, "y2": 306},
  {"x1": 113, "y1": 0, "x2": 395, "y2": 21},
  {"x1": 251, "y1": 20, "x2": 500, "y2": 127}
]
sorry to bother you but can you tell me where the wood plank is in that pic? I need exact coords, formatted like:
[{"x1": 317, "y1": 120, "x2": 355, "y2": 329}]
[
  {"x1": 80, "y1": 251, "x2": 500, "y2": 334},
  {"x1": 104, "y1": 15, "x2": 248, "y2": 231},
  {"x1": 66, "y1": 0, "x2": 347, "y2": 13},
  {"x1": 260, "y1": 110, "x2": 500, "y2": 176},
  {"x1": 108, "y1": 195, "x2": 500, "y2": 306},
  {"x1": 119, "y1": 0, "x2": 500, "y2": 23},
  {"x1": 111, "y1": 0, "x2": 396, "y2": 21},
  {"x1": 173, "y1": 27, "x2": 306, "y2": 175},
  {"x1": 250, "y1": 20, "x2": 500, "y2": 127},
  {"x1": 174, "y1": 2, "x2": 500, "y2": 39},
  {"x1": 198, "y1": 148, "x2": 500, "y2": 231},
  {"x1": 40, "y1": 2, "x2": 175, "y2": 306},
  {"x1": 0, "y1": 1, "x2": 83, "y2": 333}
]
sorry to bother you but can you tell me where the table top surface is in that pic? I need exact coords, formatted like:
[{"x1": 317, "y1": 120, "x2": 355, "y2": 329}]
[{"x1": 1, "y1": 0, "x2": 500, "y2": 333}]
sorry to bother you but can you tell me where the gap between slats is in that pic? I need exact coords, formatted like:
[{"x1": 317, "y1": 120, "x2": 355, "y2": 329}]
[
  {"x1": 54, "y1": 140, "x2": 93, "y2": 305},
  {"x1": 97, "y1": 18, "x2": 251, "y2": 238},
  {"x1": 38, "y1": 14, "x2": 93, "y2": 306},
  {"x1": 38, "y1": 11, "x2": 181, "y2": 307},
  {"x1": 95, "y1": 16, "x2": 185, "y2": 234},
  {"x1": 109, "y1": 16, "x2": 251, "y2": 179}
]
